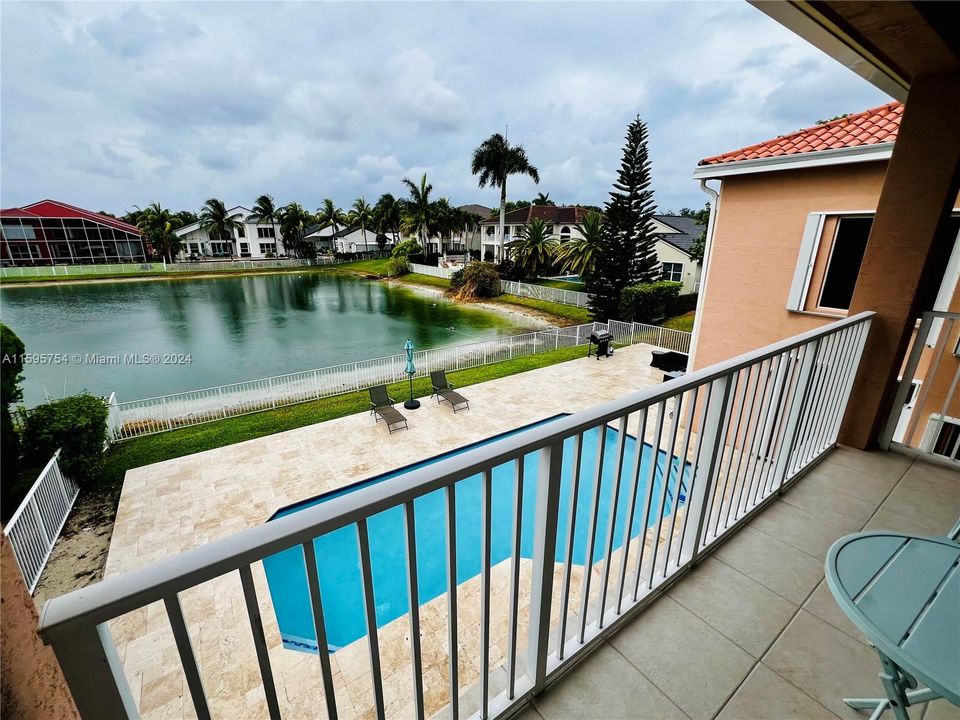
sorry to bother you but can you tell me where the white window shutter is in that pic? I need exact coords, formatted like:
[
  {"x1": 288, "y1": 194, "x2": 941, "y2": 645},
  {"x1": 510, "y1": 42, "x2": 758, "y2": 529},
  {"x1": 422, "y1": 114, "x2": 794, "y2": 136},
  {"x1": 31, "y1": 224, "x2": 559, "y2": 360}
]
[{"x1": 786, "y1": 213, "x2": 824, "y2": 311}]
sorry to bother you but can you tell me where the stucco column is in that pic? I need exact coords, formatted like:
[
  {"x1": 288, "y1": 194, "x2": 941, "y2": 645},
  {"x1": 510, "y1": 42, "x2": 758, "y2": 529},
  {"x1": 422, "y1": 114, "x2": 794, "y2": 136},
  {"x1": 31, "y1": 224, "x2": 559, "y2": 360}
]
[
  {"x1": 839, "y1": 71, "x2": 960, "y2": 449},
  {"x1": 1, "y1": 529, "x2": 80, "y2": 719}
]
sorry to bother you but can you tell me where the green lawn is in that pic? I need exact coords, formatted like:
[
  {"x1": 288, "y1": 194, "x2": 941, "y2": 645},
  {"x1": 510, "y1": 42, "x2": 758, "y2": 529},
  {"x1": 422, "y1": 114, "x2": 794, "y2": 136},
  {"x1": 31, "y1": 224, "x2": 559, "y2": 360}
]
[
  {"x1": 337, "y1": 258, "x2": 392, "y2": 275},
  {"x1": 660, "y1": 311, "x2": 696, "y2": 332},
  {"x1": 402, "y1": 273, "x2": 451, "y2": 290},
  {"x1": 533, "y1": 278, "x2": 587, "y2": 291},
  {"x1": 492, "y1": 295, "x2": 592, "y2": 325},
  {"x1": 0, "y1": 264, "x2": 342, "y2": 285},
  {"x1": 101, "y1": 343, "x2": 591, "y2": 490}
]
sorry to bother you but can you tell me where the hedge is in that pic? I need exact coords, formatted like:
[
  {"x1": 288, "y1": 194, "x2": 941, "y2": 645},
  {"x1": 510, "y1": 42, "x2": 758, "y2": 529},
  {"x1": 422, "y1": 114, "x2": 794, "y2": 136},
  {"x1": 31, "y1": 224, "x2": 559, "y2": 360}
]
[
  {"x1": 619, "y1": 281, "x2": 683, "y2": 323},
  {"x1": 22, "y1": 393, "x2": 108, "y2": 488}
]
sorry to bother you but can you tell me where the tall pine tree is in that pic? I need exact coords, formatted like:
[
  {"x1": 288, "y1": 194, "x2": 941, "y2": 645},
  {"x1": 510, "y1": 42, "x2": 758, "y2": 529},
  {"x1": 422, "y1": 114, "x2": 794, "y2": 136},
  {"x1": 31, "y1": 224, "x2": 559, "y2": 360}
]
[{"x1": 587, "y1": 116, "x2": 658, "y2": 321}]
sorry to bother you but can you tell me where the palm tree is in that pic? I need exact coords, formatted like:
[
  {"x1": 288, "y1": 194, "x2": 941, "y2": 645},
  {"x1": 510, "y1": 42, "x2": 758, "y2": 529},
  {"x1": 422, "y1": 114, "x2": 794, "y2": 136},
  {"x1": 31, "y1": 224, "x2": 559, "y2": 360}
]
[
  {"x1": 349, "y1": 197, "x2": 374, "y2": 249},
  {"x1": 532, "y1": 192, "x2": 555, "y2": 206},
  {"x1": 278, "y1": 202, "x2": 315, "y2": 258},
  {"x1": 199, "y1": 198, "x2": 243, "y2": 258},
  {"x1": 508, "y1": 217, "x2": 557, "y2": 277},
  {"x1": 556, "y1": 211, "x2": 604, "y2": 280},
  {"x1": 316, "y1": 199, "x2": 347, "y2": 249},
  {"x1": 250, "y1": 194, "x2": 281, "y2": 254},
  {"x1": 401, "y1": 174, "x2": 433, "y2": 248},
  {"x1": 135, "y1": 203, "x2": 184, "y2": 263},
  {"x1": 471, "y1": 133, "x2": 540, "y2": 262},
  {"x1": 373, "y1": 193, "x2": 402, "y2": 248},
  {"x1": 431, "y1": 197, "x2": 457, "y2": 252}
]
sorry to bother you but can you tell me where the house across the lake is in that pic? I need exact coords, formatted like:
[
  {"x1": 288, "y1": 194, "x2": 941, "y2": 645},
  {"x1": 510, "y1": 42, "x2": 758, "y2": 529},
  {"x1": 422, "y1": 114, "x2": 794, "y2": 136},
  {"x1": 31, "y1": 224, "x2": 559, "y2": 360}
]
[
  {"x1": 691, "y1": 101, "x2": 960, "y2": 458},
  {"x1": 479, "y1": 205, "x2": 592, "y2": 263},
  {"x1": 305, "y1": 225, "x2": 383, "y2": 254},
  {"x1": 0, "y1": 200, "x2": 146, "y2": 265},
  {"x1": 175, "y1": 205, "x2": 286, "y2": 260}
]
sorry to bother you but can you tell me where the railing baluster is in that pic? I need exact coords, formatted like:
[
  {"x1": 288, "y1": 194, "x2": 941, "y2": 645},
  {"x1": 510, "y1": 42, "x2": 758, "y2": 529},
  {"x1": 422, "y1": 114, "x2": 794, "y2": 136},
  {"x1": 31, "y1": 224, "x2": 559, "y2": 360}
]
[
  {"x1": 506, "y1": 459, "x2": 523, "y2": 698},
  {"x1": 479, "y1": 468, "x2": 492, "y2": 719},
  {"x1": 632, "y1": 400, "x2": 666, "y2": 600},
  {"x1": 302, "y1": 541, "x2": 338, "y2": 720},
  {"x1": 556, "y1": 433, "x2": 583, "y2": 660},
  {"x1": 357, "y1": 519, "x2": 386, "y2": 720},
  {"x1": 710, "y1": 368, "x2": 745, "y2": 537},
  {"x1": 578, "y1": 424, "x2": 607, "y2": 640},
  {"x1": 163, "y1": 593, "x2": 211, "y2": 720},
  {"x1": 526, "y1": 440, "x2": 563, "y2": 692},
  {"x1": 664, "y1": 387, "x2": 697, "y2": 575},
  {"x1": 649, "y1": 390, "x2": 684, "y2": 587},
  {"x1": 403, "y1": 501, "x2": 425, "y2": 720},
  {"x1": 615, "y1": 408, "x2": 647, "y2": 613},
  {"x1": 809, "y1": 327, "x2": 852, "y2": 455},
  {"x1": 684, "y1": 375, "x2": 733, "y2": 561},
  {"x1": 445, "y1": 485, "x2": 459, "y2": 719},
  {"x1": 738, "y1": 356, "x2": 777, "y2": 518},
  {"x1": 598, "y1": 415, "x2": 629, "y2": 627},
  {"x1": 772, "y1": 339, "x2": 820, "y2": 490},
  {"x1": 728, "y1": 362, "x2": 764, "y2": 528},
  {"x1": 238, "y1": 565, "x2": 282, "y2": 720},
  {"x1": 828, "y1": 321, "x2": 871, "y2": 446}
]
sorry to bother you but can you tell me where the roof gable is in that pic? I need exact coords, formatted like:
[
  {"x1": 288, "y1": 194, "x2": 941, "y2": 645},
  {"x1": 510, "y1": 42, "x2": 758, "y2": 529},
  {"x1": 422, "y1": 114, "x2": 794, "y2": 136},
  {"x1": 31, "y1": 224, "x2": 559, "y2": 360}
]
[
  {"x1": 480, "y1": 205, "x2": 591, "y2": 226},
  {"x1": 699, "y1": 102, "x2": 902, "y2": 166},
  {"x1": 8, "y1": 200, "x2": 141, "y2": 234}
]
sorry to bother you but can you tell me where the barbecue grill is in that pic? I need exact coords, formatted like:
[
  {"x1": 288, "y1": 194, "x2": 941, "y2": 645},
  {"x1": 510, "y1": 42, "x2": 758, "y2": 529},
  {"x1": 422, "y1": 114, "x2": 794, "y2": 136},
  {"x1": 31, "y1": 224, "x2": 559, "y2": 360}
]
[{"x1": 588, "y1": 330, "x2": 614, "y2": 359}]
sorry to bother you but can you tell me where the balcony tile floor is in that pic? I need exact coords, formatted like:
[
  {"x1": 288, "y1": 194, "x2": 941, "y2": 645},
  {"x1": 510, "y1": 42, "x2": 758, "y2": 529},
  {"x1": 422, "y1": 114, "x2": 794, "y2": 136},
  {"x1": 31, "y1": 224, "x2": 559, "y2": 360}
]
[{"x1": 527, "y1": 449, "x2": 960, "y2": 720}]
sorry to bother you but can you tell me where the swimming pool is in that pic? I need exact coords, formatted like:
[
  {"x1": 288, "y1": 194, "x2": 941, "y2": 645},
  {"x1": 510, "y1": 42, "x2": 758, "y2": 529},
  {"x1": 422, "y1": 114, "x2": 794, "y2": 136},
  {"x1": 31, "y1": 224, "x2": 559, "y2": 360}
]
[{"x1": 262, "y1": 415, "x2": 689, "y2": 653}]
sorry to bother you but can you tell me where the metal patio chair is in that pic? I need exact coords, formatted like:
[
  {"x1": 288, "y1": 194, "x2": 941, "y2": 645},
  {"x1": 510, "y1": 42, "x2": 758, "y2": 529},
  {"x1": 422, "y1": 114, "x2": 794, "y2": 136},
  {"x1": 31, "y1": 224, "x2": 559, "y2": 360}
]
[
  {"x1": 368, "y1": 385, "x2": 408, "y2": 433},
  {"x1": 430, "y1": 371, "x2": 470, "y2": 413}
]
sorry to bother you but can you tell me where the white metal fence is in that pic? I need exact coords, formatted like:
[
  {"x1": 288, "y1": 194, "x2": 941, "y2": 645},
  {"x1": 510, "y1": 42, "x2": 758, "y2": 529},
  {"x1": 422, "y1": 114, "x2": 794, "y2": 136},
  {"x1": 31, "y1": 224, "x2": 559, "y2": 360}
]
[
  {"x1": 4, "y1": 450, "x2": 79, "y2": 593},
  {"x1": 408, "y1": 263, "x2": 455, "y2": 279},
  {"x1": 406, "y1": 263, "x2": 592, "y2": 308},
  {"x1": 111, "y1": 320, "x2": 689, "y2": 440},
  {"x1": 0, "y1": 257, "x2": 341, "y2": 279},
  {"x1": 39, "y1": 312, "x2": 873, "y2": 720},
  {"x1": 500, "y1": 279, "x2": 591, "y2": 308},
  {"x1": 880, "y1": 310, "x2": 960, "y2": 463}
]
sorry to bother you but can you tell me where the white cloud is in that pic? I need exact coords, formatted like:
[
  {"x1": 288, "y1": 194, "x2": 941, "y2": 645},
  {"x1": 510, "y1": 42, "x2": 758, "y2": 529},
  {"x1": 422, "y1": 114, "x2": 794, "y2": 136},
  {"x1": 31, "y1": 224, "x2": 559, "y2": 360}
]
[{"x1": 0, "y1": 1, "x2": 890, "y2": 215}]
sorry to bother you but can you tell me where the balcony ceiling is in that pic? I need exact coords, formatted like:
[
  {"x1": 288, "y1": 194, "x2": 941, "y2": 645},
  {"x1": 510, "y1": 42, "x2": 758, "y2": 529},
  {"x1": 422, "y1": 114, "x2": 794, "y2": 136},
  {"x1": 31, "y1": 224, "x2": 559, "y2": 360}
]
[{"x1": 750, "y1": 1, "x2": 960, "y2": 101}]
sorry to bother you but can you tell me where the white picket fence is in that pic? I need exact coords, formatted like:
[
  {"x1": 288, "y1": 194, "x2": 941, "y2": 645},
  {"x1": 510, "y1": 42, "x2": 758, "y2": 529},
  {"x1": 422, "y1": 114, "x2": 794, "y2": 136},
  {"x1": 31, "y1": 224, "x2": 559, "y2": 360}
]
[
  {"x1": 406, "y1": 263, "x2": 591, "y2": 308},
  {"x1": 112, "y1": 320, "x2": 691, "y2": 440},
  {"x1": 0, "y1": 257, "x2": 341, "y2": 279},
  {"x1": 3, "y1": 450, "x2": 79, "y2": 593}
]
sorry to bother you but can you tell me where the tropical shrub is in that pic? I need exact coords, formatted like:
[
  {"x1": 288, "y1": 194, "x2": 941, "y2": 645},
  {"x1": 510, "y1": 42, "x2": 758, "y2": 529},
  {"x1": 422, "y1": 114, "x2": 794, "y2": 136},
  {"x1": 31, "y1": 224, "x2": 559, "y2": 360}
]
[
  {"x1": 1, "y1": 323, "x2": 25, "y2": 513},
  {"x1": 385, "y1": 256, "x2": 410, "y2": 277},
  {"x1": 22, "y1": 393, "x2": 108, "y2": 488},
  {"x1": 668, "y1": 292, "x2": 699, "y2": 317},
  {"x1": 450, "y1": 262, "x2": 501, "y2": 300},
  {"x1": 620, "y1": 281, "x2": 682, "y2": 323},
  {"x1": 508, "y1": 218, "x2": 557, "y2": 277},
  {"x1": 391, "y1": 239, "x2": 422, "y2": 258}
]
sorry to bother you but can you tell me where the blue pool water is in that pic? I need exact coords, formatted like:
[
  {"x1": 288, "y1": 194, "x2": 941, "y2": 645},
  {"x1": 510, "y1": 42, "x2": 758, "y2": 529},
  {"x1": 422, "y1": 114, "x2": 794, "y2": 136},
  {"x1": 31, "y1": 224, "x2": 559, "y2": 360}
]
[{"x1": 263, "y1": 416, "x2": 689, "y2": 653}]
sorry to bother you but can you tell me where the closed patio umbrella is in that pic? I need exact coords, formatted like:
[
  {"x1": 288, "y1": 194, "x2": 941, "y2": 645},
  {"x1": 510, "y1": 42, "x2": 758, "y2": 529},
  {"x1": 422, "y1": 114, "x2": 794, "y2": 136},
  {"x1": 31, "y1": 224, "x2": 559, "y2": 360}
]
[{"x1": 404, "y1": 339, "x2": 420, "y2": 410}]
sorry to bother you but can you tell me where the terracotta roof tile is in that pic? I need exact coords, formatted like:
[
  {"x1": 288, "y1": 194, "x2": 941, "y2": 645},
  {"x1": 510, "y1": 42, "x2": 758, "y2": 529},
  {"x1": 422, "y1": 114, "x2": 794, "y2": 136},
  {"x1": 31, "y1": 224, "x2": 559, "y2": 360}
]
[{"x1": 699, "y1": 101, "x2": 902, "y2": 166}]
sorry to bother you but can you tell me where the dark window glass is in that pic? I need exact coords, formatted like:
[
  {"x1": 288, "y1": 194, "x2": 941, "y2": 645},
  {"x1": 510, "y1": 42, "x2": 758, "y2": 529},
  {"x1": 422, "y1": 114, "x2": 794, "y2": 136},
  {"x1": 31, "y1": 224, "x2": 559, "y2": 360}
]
[
  {"x1": 933, "y1": 421, "x2": 960, "y2": 459},
  {"x1": 820, "y1": 217, "x2": 872, "y2": 309}
]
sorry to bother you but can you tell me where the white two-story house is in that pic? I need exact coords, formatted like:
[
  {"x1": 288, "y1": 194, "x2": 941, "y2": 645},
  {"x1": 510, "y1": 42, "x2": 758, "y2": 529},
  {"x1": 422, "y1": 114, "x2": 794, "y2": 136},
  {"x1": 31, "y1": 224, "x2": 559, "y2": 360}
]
[
  {"x1": 175, "y1": 206, "x2": 286, "y2": 260},
  {"x1": 478, "y1": 205, "x2": 591, "y2": 262}
]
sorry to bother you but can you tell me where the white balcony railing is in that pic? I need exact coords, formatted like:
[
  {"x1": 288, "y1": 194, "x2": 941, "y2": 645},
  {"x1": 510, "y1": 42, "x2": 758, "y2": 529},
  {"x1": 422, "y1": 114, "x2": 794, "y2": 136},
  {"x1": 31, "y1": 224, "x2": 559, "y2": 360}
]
[
  {"x1": 38, "y1": 312, "x2": 873, "y2": 720},
  {"x1": 880, "y1": 310, "x2": 960, "y2": 463}
]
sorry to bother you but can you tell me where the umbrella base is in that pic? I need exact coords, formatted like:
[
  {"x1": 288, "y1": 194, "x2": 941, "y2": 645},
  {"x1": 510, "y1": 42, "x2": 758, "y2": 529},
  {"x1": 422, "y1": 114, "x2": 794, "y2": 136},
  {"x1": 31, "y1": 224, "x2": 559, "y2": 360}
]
[{"x1": 404, "y1": 399, "x2": 421, "y2": 410}]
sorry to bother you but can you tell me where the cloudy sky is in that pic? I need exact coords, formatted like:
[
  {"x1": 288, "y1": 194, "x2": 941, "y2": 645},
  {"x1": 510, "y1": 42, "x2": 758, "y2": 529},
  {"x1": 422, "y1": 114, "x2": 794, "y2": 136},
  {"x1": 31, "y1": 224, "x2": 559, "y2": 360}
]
[{"x1": 1, "y1": 1, "x2": 890, "y2": 216}]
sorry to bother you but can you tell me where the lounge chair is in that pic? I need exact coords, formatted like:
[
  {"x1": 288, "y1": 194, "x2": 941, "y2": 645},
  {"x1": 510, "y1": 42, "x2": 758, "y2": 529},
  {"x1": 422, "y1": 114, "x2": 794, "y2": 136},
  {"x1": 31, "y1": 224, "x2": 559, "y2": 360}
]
[
  {"x1": 430, "y1": 371, "x2": 470, "y2": 413},
  {"x1": 368, "y1": 385, "x2": 408, "y2": 433}
]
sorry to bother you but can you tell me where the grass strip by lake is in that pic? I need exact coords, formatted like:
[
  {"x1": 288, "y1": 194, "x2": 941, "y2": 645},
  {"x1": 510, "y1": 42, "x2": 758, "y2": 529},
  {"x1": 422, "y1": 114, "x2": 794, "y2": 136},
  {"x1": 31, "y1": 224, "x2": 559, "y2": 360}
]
[
  {"x1": 0, "y1": 264, "x2": 344, "y2": 284},
  {"x1": 101, "y1": 343, "x2": 591, "y2": 489},
  {"x1": 533, "y1": 278, "x2": 586, "y2": 291}
]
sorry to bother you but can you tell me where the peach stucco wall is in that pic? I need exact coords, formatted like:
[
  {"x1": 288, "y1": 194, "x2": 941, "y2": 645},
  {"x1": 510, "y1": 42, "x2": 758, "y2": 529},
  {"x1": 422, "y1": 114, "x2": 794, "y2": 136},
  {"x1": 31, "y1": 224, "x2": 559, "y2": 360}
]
[
  {"x1": 693, "y1": 161, "x2": 891, "y2": 371},
  {"x1": 0, "y1": 529, "x2": 79, "y2": 719}
]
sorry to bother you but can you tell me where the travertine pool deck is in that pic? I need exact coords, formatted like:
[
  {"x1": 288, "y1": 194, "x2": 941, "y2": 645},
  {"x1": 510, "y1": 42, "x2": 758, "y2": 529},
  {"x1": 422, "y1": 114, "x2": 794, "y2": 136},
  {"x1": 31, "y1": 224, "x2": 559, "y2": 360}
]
[{"x1": 104, "y1": 343, "x2": 665, "y2": 719}]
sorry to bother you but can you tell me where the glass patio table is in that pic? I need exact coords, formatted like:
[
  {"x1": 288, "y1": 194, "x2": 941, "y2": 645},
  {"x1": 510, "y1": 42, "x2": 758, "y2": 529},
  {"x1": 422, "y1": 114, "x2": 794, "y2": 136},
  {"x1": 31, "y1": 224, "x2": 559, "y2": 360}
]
[{"x1": 826, "y1": 531, "x2": 960, "y2": 720}]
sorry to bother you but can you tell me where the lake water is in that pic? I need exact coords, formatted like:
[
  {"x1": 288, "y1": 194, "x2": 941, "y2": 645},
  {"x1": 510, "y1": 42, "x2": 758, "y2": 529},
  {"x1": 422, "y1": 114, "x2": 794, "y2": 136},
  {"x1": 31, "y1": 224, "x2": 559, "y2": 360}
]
[{"x1": 0, "y1": 273, "x2": 534, "y2": 407}]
